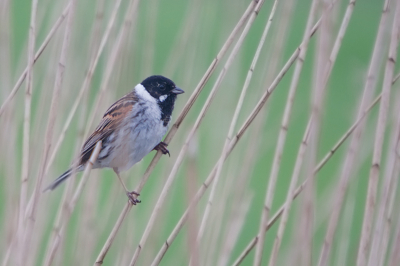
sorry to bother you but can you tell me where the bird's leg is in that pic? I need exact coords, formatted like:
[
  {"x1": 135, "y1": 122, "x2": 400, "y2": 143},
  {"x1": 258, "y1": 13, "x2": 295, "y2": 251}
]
[
  {"x1": 113, "y1": 168, "x2": 141, "y2": 205},
  {"x1": 153, "y1": 141, "x2": 170, "y2": 156}
]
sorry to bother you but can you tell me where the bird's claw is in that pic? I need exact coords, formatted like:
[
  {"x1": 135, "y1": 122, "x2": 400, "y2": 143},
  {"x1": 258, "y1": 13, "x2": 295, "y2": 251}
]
[
  {"x1": 154, "y1": 141, "x2": 170, "y2": 157},
  {"x1": 127, "y1": 191, "x2": 141, "y2": 205}
]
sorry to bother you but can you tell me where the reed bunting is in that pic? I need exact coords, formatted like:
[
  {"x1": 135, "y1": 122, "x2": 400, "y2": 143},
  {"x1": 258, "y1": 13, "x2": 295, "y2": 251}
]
[{"x1": 45, "y1": 75, "x2": 184, "y2": 204}]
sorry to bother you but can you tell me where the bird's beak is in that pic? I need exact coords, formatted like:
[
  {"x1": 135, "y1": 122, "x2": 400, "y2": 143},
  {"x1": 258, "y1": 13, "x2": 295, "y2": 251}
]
[{"x1": 171, "y1": 87, "x2": 184, "y2": 94}]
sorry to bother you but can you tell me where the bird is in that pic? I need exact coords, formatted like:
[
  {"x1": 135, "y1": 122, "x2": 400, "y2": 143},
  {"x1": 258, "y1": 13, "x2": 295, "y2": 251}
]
[{"x1": 44, "y1": 75, "x2": 184, "y2": 204}]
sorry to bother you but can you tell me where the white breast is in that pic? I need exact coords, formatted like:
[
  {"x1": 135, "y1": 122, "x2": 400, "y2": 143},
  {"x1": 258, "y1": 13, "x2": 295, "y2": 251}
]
[{"x1": 107, "y1": 84, "x2": 169, "y2": 172}]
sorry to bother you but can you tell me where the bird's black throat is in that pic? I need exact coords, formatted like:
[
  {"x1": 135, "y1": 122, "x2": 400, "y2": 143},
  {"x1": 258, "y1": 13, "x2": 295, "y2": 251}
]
[{"x1": 158, "y1": 94, "x2": 177, "y2": 127}]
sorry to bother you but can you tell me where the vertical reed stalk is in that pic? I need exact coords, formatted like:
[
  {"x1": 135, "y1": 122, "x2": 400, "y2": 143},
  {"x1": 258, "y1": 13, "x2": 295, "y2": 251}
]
[
  {"x1": 93, "y1": 2, "x2": 257, "y2": 264},
  {"x1": 16, "y1": 0, "x2": 38, "y2": 264},
  {"x1": 367, "y1": 3, "x2": 400, "y2": 264},
  {"x1": 0, "y1": 2, "x2": 71, "y2": 117},
  {"x1": 194, "y1": 0, "x2": 278, "y2": 262},
  {"x1": 253, "y1": 0, "x2": 318, "y2": 264},
  {"x1": 357, "y1": 0, "x2": 399, "y2": 264},
  {"x1": 132, "y1": 1, "x2": 265, "y2": 264}
]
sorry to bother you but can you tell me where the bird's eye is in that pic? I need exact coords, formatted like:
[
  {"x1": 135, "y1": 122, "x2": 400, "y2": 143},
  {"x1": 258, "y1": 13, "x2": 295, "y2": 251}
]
[{"x1": 159, "y1": 84, "x2": 166, "y2": 90}]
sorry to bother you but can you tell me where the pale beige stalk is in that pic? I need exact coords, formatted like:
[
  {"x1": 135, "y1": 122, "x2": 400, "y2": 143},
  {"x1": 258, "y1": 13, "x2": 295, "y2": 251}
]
[
  {"x1": 273, "y1": 0, "x2": 355, "y2": 264},
  {"x1": 149, "y1": 34, "x2": 304, "y2": 266},
  {"x1": 0, "y1": 2, "x2": 71, "y2": 117},
  {"x1": 370, "y1": 99, "x2": 400, "y2": 266},
  {"x1": 334, "y1": 183, "x2": 357, "y2": 266},
  {"x1": 195, "y1": 0, "x2": 278, "y2": 262},
  {"x1": 192, "y1": 0, "x2": 280, "y2": 259},
  {"x1": 17, "y1": 0, "x2": 38, "y2": 263},
  {"x1": 367, "y1": 6, "x2": 400, "y2": 263},
  {"x1": 83, "y1": 0, "x2": 139, "y2": 141},
  {"x1": 45, "y1": 0, "x2": 122, "y2": 175},
  {"x1": 388, "y1": 208, "x2": 400, "y2": 266},
  {"x1": 378, "y1": 122, "x2": 400, "y2": 266},
  {"x1": 93, "y1": 2, "x2": 257, "y2": 264},
  {"x1": 357, "y1": 0, "x2": 400, "y2": 264},
  {"x1": 131, "y1": 1, "x2": 265, "y2": 264},
  {"x1": 44, "y1": 141, "x2": 102, "y2": 265},
  {"x1": 232, "y1": 93, "x2": 383, "y2": 266},
  {"x1": 253, "y1": 0, "x2": 317, "y2": 264},
  {"x1": 28, "y1": 0, "x2": 76, "y2": 229},
  {"x1": 21, "y1": 0, "x2": 121, "y2": 261},
  {"x1": 219, "y1": 2, "x2": 296, "y2": 264}
]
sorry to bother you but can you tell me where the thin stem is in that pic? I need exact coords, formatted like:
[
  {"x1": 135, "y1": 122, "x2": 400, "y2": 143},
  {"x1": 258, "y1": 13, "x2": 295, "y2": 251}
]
[
  {"x1": 232, "y1": 93, "x2": 383, "y2": 266},
  {"x1": 45, "y1": 0, "x2": 122, "y2": 175},
  {"x1": 357, "y1": 0, "x2": 399, "y2": 264},
  {"x1": 131, "y1": 2, "x2": 266, "y2": 265},
  {"x1": 194, "y1": 0, "x2": 278, "y2": 263},
  {"x1": 150, "y1": 29, "x2": 305, "y2": 266},
  {"x1": 367, "y1": 3, "x2": 400, "y2": 264},
  {"x1": 94, "y1": 1, "x2": 258, "y2": 264},
  {"x1": 17, "y1": 0, "x2": 38, "y2": 263},
  {"x1": 0, "y1": 2, "x2": 71, "y2": 117},
  {"x1": 45, "y1": 141, "x2": 102, "y2": 265},
  {"x1": 82, "y1": 0, "x2": 139, "y2": 144},
  {"x1": 254, "y1": 0, "x2": 318, "y2": 264}
]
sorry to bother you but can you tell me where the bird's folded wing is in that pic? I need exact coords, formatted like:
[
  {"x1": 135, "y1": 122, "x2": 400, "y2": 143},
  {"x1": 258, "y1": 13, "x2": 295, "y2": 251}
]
[{"x1": 79, "y1": 92, "x2": 137, "y2": 165}]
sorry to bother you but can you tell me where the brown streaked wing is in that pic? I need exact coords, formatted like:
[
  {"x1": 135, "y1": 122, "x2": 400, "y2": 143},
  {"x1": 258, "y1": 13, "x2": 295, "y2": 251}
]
[{"x1": 79, "y1": 92, "x2": 137, "y2": 165}]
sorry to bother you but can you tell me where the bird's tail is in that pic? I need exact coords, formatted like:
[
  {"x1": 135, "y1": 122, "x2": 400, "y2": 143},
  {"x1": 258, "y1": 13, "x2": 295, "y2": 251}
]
[{"x1": 43, "y1": 167, "x2": 81, "y2": 192}]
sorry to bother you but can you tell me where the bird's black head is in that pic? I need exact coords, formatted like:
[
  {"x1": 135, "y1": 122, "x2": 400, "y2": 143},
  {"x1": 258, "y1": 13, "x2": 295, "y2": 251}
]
[{"x1": 140, "y1": 75, "x2": 184, "y2": 126}]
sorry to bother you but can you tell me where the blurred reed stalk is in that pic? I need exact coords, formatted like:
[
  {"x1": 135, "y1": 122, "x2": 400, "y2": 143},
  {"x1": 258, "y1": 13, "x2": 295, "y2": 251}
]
[
  {"x1": 45, "y1": 0, "x2": 123, "y2": 173},
  {"x1": 193, "y1": 0, "x2": 278, "y2": 263},
  {"x1": 0, "y1": 2, "x2": 72, "y2": 117},
  {"x1": 253, "y1": 0, "x2": 318, "y2": 264},
  {"x1": 357, "y1": 0, "x2": 400, "y2": 264},
  {"x1": 17, "y1": 0, "x2": 38, "y2": 264},
  {"x1": 94, "y1": 1, "x2": 258, "y2": 264},
  {"x1": 232, "y1": 90, "x2": 389, "y2": 265},
  {"x1": 132, "y1": 0, "x2": 266, "y2": 263}
]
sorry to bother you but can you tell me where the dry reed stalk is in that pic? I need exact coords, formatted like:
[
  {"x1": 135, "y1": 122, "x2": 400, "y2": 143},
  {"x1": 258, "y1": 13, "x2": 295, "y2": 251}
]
[
  {"x1": 253, "y1": 0, "x2": 318, "y2": 264},
  {"x1": 317, "y1": 66, "x2": 372, "y2": 266},
  {"x1": 0, "y1": 2, "x2": 71, "y2": 117},
  {"x1": 83, "y1": 0, "x2": 139, "y2": 141},
  {"x1": 133, "y1": 0, "x2": 257, "y2": 196},
  {"x1": 93, "y1": 1, "x2": 257, "y2": 264},
  {"x1": 149, "y1": 30, "x2": 308, "y2": 266},
  {"x1": 131, "y1": 1, "x2": 266, "y2": 264},
  {"x1": 269, "y1": 0, "x2": 355, "y2": 264},
  {"x1": 44, "y1": 141, "x2": 102, "y2": 265},
  {"x1": 357, "y1": 0, "x2": 400, "y2": 264},
  {"x1": 378, "y1": 129, "x2": 400, "y2": 266},
  {"x1": 334, "y1": 182, "x2": 357, "y2": 266},
  {"x1": 41, "y1": 3, "x2": 106, "y2": 263},
  {"x1": 186, "y1": 138, "x2": 200, "y2": 266},
  {"x1": 16, "y1": 0, "x2": 38, "y2": 264},
  {"x1": 368, "y1": 90, "x2": 400, "y2": 265},
  {"x1": 45, "y1": 0, "x2": 122, "y2": 175},
  {"x1": 219, "y1": 2, "x2": 295, "y2": 264},
  {"x1": 232, "y1": 91, "x2": 384, "y2": 265},
  {"x1": 27, "y1": 0, "x2": 75, "y2": 231},
  {"x1": 266, "y1": 118, "x2": 311, "y2": 266},
  {"x1": 372, "y1": 107, "x2": 400, "y2": 266},
  {"x1": 0, "y1": 0, "x2": 17, "y2": 262},
  {"x1": 194, "y1": 0, "x2": 278, "y2": 262},
  {"x1": 301, "y1": 1, "x2": 333, "y2": 263},
  {"x1": 388, "y1": 208, "x2": 400, "y2": 266}
]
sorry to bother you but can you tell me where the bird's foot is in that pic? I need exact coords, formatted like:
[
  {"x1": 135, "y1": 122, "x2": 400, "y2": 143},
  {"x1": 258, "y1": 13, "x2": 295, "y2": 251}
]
[
  {"x1": 127, "y1": 191, "x2": 141, "y2": 205},
  {"x1": 153, "y1": 141, "x2": 170, "y2": 157}
]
